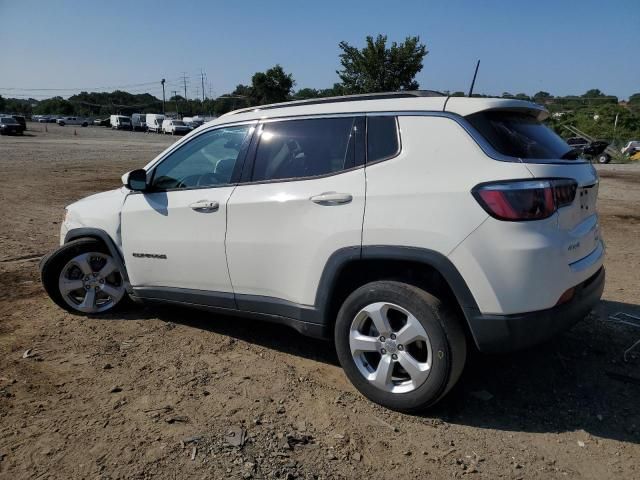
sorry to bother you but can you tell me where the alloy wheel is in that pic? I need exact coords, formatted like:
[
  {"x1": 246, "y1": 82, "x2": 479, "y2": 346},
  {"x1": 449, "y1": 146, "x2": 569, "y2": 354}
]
[
  {"x1": 349, "y1": 302, "x2": 432, "y2": 393},
  {"x1": 58, "y1": 252, "x2": 125, "y2": 313}
]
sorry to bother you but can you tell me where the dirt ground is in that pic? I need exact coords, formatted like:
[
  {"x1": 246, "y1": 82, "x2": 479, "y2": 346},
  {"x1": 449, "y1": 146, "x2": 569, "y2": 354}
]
[{"x1": 0, "y1": 124, "x2": 638, "y2": 479}]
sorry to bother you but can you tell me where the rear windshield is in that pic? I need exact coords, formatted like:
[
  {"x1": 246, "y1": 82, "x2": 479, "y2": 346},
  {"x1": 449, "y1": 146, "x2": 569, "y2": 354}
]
[
  {"x1": 173, "y1": 121, "x2": 185, "y2": 126},
  {"x1": 1, "y1": 117, "x2": 18, "y2": 124},
  {"x1": 466, "y1": 111, "x2": 574, "y2": 160}
]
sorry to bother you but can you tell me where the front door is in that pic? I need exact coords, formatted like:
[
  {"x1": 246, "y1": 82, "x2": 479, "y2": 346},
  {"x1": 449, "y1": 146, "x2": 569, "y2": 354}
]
[{"x1": 121, "y1": 124, "x2": 254, "y2": 298}]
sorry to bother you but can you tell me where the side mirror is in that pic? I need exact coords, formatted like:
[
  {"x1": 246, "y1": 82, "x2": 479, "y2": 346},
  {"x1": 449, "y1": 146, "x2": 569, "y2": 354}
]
[{"x1": 122, "y1": 169, "x2": 148, "y2": 191}]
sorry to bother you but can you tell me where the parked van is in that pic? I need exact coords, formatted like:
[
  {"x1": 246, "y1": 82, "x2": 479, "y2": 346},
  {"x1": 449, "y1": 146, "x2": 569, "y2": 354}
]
[
  {"x1": 162, "y1": 119, "x2": 190, "y2": 135},
  {"x1": 110, "y1": 115, "x2": 132, "y2": 131},
  {"x1": 131, "y1": 113, "x2": 147, "y2": 131},
  {"x1": 146, "y1": 114, "x2": 165, "y2": 133}
]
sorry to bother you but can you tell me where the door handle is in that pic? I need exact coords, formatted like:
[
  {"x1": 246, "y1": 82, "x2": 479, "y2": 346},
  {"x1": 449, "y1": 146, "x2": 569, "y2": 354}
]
[
  {"x1": 310, "y1": 192, "x2": 353, "y2": 206},
  {"x1": 189, "y1": 200, "x2": 219, "y2": 212}
]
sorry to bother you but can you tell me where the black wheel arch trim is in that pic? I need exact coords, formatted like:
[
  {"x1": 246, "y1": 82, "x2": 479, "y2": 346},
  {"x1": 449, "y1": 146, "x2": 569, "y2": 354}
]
[
  {"x1": 59, "y1": 227, "x2": 133, "y2": 293},
  {"x1": 314, "y1": 245, "x2": 482, "y2": 342}
]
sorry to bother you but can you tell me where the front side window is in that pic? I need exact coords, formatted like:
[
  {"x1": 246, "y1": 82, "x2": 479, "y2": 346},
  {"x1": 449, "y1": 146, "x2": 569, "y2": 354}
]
[
  {"x1": 467, "y1": 111, "x2": 574, "y2": 159},
  {"x1": 251, "y1": 117, "x2": 359, "y2": 181},
  {"x1": 151, "y1": 125, "x2": 251, "y2": 190}
]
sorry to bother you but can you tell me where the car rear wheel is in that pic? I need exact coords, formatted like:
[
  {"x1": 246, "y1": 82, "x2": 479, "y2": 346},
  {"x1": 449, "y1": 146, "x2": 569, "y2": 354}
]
[
  {"x1": 335, "y1": 281, "x2": 466, "y2": 412},
  {"x1": 597, "y1": 154, "x2": 611, "y2": 164},
  {"x1": 41, "y1": 238, "x2": 127, "y2": 314}
]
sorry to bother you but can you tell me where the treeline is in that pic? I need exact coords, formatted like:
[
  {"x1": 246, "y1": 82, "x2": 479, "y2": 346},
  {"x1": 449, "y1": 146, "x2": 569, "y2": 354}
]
[{"x1": 1, "y1": 34, "x2": 639, "y2": 143}]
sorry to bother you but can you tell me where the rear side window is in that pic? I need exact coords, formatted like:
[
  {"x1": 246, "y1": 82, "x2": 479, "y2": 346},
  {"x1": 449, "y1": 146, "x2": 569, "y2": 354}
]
[
  {"x1": 251, "y1": 117, "x2": 360, "y2": 181},
  {"x1": 367, "y1": 116, "x2": 400, "y2": 162},
  {"x1": 466, "y1": 111, "x2": 573, "y2": 160}
]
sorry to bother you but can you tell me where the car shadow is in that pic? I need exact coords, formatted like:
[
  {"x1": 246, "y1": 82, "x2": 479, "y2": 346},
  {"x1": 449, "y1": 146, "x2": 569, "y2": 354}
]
[{"x1": 103, "y1": 299, "x2": 640, "y2": 444}]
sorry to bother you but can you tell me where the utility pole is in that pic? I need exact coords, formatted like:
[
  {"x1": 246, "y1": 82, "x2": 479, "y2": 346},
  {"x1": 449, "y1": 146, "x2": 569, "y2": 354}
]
[
  {"x1": 182, "y1": 73, "x2": 188, "y2": 101},
  {"x1": 201, "y1": 70, "x2": 206, "y2": 102},
  {"x1": 172, "y1": 90, "x2": 179, "y2": 116},
  {"x1": 161, "y1": 78, "x2": 166, "y2": 114}
]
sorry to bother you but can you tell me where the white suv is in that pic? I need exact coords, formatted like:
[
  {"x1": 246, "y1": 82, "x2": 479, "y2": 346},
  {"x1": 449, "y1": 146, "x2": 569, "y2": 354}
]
[
  {"x1": 57, "y1": 116, "x2": 89, "y2": 127},
  {"x1": 40, "y1": 92, "x2": 605, "y2": 412}
]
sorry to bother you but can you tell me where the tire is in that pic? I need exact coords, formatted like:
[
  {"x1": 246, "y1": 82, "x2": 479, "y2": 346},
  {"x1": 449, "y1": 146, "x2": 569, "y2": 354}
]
[
  {"x1": 335, "y1": 281, "x2": 466, "y2": 412},
  {"x1": 82, "y1": 122, "x2": 88, "y2": 127},
  {"x1": 41, "y1": 238, "x2": 128, "y2": 315},
  {"x1": 59, "y1": 122, "x2": 65, "y2": 127},
  {"x1": 597, "y1": 154, "x2": 611, "y2": 164}
]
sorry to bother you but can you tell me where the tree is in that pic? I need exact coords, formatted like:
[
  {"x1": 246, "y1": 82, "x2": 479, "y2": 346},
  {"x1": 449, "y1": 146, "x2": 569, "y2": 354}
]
[
  {"x1": 293, "y1": 88, "x2": 322, "y2": 100},
  {"x1": 336, "y1": 35, "x2": 428, "y2": 94},
  {"x1": 250, "y1": 65, "x2": 294, "y2": 105},
  {"x1": 0, "y1": 95, "x2": 5, "y2": 111}
]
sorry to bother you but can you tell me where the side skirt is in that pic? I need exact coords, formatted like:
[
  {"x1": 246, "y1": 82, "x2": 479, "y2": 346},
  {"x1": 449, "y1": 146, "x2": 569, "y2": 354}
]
[{"x1": 132, "y1": 287, "x2": 328, "y2": 339}]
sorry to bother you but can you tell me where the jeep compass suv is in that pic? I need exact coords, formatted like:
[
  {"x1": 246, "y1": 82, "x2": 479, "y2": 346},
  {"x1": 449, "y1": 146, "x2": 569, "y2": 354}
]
[{"x1": 40, "y1": 91, "x2": 605, "y2": 412}]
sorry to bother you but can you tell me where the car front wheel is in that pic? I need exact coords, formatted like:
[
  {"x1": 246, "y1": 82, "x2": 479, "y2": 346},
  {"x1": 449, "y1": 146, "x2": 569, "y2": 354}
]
[
  {"x1": 41, "y1": 238, "x2": 127, "y2": 314},
  {"x1": 335, "y1": 281, "x2": 466, "y2": 412},
  {"x1": 598, "y1": 154, "x2": 611, "y2": 164}
]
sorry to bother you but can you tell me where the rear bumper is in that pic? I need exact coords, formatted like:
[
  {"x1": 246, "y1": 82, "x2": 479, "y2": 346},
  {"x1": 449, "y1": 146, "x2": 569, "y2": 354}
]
[{"x1": 467, "y1": 266, "x2": 605, "y2": 353}]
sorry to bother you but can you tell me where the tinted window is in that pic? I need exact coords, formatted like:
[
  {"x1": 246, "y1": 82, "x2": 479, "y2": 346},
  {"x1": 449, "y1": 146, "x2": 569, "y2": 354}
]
[
  {"x1": 251, "y1": 117, "x2": 358, "y2": 181},
  {"x1": 151, "y1": 125, "x2": 251, "y2": 190},
  {"x1": 467, "y1": 111, "x2": 574, "y2": 159},
  {"x1": 367, "y1": 116, "x2": 399, "y2": 162}
]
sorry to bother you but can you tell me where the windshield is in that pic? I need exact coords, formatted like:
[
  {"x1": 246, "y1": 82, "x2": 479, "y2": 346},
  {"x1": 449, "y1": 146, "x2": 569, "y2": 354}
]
[
  {"x1": 466, "y1": 111, "x2": 574, "y2": 160},
  {"x1": 1, "y1": 117, "x2": 18, "y2": 124},
  {"x1": 173, "y1": 121, "x2": 185, "y2": 126}
]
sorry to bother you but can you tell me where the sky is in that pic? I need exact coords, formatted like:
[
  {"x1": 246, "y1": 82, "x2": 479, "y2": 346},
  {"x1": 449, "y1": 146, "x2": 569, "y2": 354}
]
[{"x1": 0, "y1": 0, "x2": 638, "y2": 101}]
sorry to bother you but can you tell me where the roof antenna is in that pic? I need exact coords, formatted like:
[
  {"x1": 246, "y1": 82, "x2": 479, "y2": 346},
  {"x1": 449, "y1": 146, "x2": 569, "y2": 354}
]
[{"x1": 468, "y1": 60, "x2": 480, "y2": 97}]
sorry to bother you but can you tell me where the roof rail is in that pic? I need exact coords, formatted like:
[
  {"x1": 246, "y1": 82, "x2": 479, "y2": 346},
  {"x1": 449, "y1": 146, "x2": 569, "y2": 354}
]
[{"x1": 228, "y1": 90, "x2": 445, "y2": 115}]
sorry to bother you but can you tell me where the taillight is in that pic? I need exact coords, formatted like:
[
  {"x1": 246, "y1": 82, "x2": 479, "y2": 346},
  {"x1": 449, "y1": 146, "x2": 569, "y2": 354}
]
[{"x1": 472, "y1": 179, "x2": 577, "y2": 221}]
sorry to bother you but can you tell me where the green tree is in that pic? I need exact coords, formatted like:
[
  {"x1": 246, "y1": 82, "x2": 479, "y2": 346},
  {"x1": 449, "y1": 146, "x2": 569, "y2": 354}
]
[
  {"x1": 0, "y1": 95, "x2": 5, "y2": 111},
  {"x1": 249, "y1": 65, "x2": 294, "y2": 105},
  {"x1": 336, "y1": 34, "x2": 428, "y2": 94},
  {"x1": 293, "y1": 88, "x2": 322, "y2": 100}
]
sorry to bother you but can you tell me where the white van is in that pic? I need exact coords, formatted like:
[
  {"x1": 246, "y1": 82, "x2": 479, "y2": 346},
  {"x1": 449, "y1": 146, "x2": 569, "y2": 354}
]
[
  {"x1": 110, "y1": 115, "x2": 132, "y2": 130},
  {"x1": 131, "y1": 113, "x2": 147, "y2": 131},
  {"x1": 161, "y1": 119, "x2": 191, "y2": 135},
  {"x1": 146, "y1": 114, "x2": 165, "y2": 133}
]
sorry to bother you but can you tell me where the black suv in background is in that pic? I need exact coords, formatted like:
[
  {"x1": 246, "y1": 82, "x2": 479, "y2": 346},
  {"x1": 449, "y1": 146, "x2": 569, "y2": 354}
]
[
  {"x1": 0, "y1": 116, "x2": 24, "y2": 135},
  {"x1": 11, "y1": 115, "x2": 27, "y2": 131}
]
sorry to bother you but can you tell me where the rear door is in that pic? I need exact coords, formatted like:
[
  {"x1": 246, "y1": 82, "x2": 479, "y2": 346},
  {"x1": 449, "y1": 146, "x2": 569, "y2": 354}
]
[{"x1": 225, "y1": 116, "x2": 366, "y2": 312}]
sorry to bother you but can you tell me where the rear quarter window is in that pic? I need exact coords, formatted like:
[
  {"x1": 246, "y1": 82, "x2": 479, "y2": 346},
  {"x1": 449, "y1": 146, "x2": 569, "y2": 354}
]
[
  {"x1": 466, "y1": 111, "x2": 573, "y2": 160},
  {"x1": 367, "y1": 116, "x2": 400, "y2": 162}
]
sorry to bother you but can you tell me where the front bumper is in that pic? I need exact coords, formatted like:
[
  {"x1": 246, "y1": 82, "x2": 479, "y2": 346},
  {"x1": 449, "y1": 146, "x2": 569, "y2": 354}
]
[{"x1": 467, "y1": 266, "x2": 605, "y2": 353}]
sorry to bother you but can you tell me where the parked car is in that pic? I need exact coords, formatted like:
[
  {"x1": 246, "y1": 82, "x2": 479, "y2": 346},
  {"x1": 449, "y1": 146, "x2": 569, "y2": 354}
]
[
  {"x1": 93, "y1": 118, "x2": 111, "y2": 127},
  {"x1": 40, "y1": 92, "x2": 604, "y2": 412},
  {"x1": 131, "y1": 113, "x2": 147, "y2": 131},
  {"x1": 110, "y1": 115, "x2": 133, "y2": 131},
  {"x1": 621, "y1": 140, "x2": 640, "y2": 156},
  {"x1": 182, "y1": 116, "x2": 204, "y2": 130},
  {"x1": 0, "y1": 116, "x2": 24, "y2": 135},
  {"x1": 57, "y1": 117, "x2": 88, "y2": 127},
  {"x1": 565, "y1": 136, "x2": 611, "y2": 164},
  {"x1": 146, "y1": 114, "x2": 165, "y2": 133},
  {"x1": 11, "y1": 115, "x2": 27, "y2": 131},
  {"x1": 162, "y1": 119, "x2": 190, "y2": 135}
]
